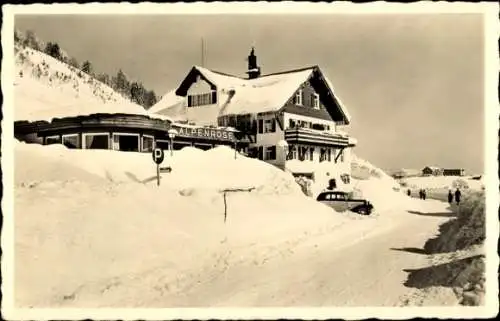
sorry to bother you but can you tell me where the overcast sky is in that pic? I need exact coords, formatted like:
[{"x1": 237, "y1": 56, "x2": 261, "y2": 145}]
[{"x1": 15, "y1": 13, "x2": 485, "y2": 173}]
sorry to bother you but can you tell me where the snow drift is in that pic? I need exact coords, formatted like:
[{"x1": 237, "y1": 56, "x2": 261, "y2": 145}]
[
  {"x1": 350, "y1": 154, "x2": 409, "y2": 213},
  {"x1": 14, "y1": 141, "x2": 359, "y2": 307}
]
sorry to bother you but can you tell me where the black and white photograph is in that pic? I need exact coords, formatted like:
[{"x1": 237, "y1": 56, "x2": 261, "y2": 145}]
[{"x1": 1, "y1": 2, "x2": 498, "y2": 320}]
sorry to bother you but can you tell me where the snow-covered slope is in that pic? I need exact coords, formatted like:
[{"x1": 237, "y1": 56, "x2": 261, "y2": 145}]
[
  {"x1": 350, "y1": 154, "x2": 408, "y2": 213},
  {"x1": 14, "y1": 45, "x2": 153, "y2": 122}
]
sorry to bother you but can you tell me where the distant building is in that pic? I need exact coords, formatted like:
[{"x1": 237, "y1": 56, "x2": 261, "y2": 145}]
[
  {"x1": 391, "y1": 168, "x2": 420, "y2": 179},
  {"x1": 443, "y1": 168, "x2": 465, "y2": 176},
  {"x1": 422, "y1": 166, "x2": 443, "y2": 176}
]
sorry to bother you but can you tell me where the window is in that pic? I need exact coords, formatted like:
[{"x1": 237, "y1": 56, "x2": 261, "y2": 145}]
[
  {"x1": 319, "y1": 148, "x2": 326, "y2": 162},
  {"x1": 187, "y1": 91, "x2": 217, "y2": 107},
  {"x1": 142, "y1": 135, "x2": 154, "y2": 152},
  {"x1": 298, "y1": 146, "x2": 308, "y2": 161},
  {"x1": 112, "y1": 133, "x2": 140, "y2": 152},
  {"x1": 84, "y1": 133, "x2": 109, "y2": 150},
  {"x1": 294, "y1": 89, "x2": 303, "y2": 106},
  {"x1": 309, "y1": 147, "x2": 314, "y2": 161},
  {"x1": 45, "y1": 135, "x2": 61, "y2": 145},
  {"x1": 264, "y1": 118, "x2": 276, "y2": 133},
  {"x1": 265, "y1": 146, "x2": 276, "y2": 160},
  {"x1": 258, "y1": 119, "x2": 263, "y2": 134},
  {"x1": 62, "y1": 134, "x2": 80, "y2": 149},
  {"x1": 258, "y1": 146, "x2": 264, "y2": 160},
  {"x1": 312, "y1": 93, "x2": 320, "y2": 109},
  {"x1": 288, "y1": 119, "x2": 296, "y2": 129},
  {"x1": 327, "y1": 148, "x2": 332, "y2": 162},
  {"x1": 287, "y1": 145, "x2": 297, "y2": 160}
]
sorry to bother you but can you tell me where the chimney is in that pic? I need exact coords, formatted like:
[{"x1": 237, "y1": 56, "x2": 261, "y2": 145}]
[{"x1": 246, "y1": 47, "x2": 261, "y2": 79}]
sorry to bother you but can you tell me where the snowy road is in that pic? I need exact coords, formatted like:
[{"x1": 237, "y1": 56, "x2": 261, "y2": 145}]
[{"x1": 144, "y1": 203, "x2": 453, "y2": 307}]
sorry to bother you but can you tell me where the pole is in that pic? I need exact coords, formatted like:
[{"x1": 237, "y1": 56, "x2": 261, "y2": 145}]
[
  {"x1": 156, "y1": 163, "x2": 160, "y2": 186},
  {"x1": 234, "y1": 141, "x2": 237, "y2": 159},
  {"x1": 201, "y1": 38, "x2": 205, "y2": 67},
  {"x1": 170, "y1": 138, "x2": 173, "y2": 157}
]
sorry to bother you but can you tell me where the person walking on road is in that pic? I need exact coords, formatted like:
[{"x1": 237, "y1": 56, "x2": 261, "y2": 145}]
[
  {"x1": 407, "y1": 189, "x2": 411, "y2": 197},
  {"x1": 448, "y1": 190, "x2": 453, "y2": 204},
  {"x1": 422, "y1": 189, "x2": 427, "y2": 200},
  {"x1": 455, "y1": 188, "x2": 462, "y2": 205}
]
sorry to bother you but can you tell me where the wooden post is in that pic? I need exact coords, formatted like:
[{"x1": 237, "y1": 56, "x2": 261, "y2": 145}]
[
  {"x1": 223, "y1": 192, "x2": 227, "y2": 223},
  {"x1": 157, "y1": 164, "x2": 160, "y2": 186}
]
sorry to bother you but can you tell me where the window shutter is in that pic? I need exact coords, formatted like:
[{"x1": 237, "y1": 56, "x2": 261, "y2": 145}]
[
  {"x1": 187, "y1": 95, "x2": 192, "y2": 107},
  {"x1": 258, "y1": 119, "x2": 263, "y2": 134},
  {"x1": 270, "y1": 146, "x2": 276, "y2": 160},
  {"x1": 310, "y1": 147, "x2": 314, "y2": 161},
  {"x1": 258, "y1": 146, "x2": 263, "y2": 160},
  {"x1": 212, "y1": 91, "x2": 217, "y2": 104},
  {"x1": 271, "y1": 118, "x2": 276, "y2": 132}
]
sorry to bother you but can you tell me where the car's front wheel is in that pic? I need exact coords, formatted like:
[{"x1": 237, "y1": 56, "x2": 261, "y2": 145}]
[{"x1": 358, "y1": 207, "x2": 371, "y2": 215}]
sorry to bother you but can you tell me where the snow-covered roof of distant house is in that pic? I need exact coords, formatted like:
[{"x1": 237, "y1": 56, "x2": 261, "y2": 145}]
[
  {"x1": 423, "y1": 166, "x2": 443, "y2": 171},
  {"x1": 148, "y1": 89, "x2": 185, "y2": 114},
  {"x1": 151, "y1": 65, "x2": 351, "y2": 124}
]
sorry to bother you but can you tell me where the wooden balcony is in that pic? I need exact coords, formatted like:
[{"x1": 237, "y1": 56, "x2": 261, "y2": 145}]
[{"x1": 284, "y1": 128, "x2": 353, "y2": 147}]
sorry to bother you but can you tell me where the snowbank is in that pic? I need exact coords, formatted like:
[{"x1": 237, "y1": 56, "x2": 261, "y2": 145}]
[
  {"x1": 349, "y1": 154, "x2": 410, "y2": 213},
  {"x1": 15, "y1": 142, "x2": 301, "y2": 195},
  {"x1": 14, "y1": 141, "x2": 356, "y2": 307},
  {"x1": 401, "y1": 191, "x2": 486, "y2": 306}
]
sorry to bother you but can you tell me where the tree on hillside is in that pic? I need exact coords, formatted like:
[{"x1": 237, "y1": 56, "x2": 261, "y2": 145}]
[
  {"x1": 96, "y1": 73, "x2": 111, "y2": 86},
  {"x1": 81, "y1": 60, "x2": 93, "y2": 75},
  {"x1": 144, "y1": 90, "x2": 158, "y2": 109},
  {"x1": 23, "y1": 30, "x2": 41, "y2": 51},
  {"x1": 130, "y1": 81, "x2": 147, "y2": 106},
  {"x1": 44, "y1": 42, "x2": 62, "y2": 60},
  {"x1": 112, "y1": 69, "x2": 131, "y2": 97},
  {"x1": 68, "y1": 57, "x2": 80, "y2": 69},
  {"x1": 14, "y1": 29, "x2": 23, "y2": 44}
]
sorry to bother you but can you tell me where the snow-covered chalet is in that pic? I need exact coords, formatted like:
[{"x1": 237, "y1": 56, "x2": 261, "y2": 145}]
[{"x1": 150, "y1": 48, "x2": 357, "y2": 184}]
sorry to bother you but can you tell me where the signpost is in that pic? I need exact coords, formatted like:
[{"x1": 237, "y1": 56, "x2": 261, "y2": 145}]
[{"x1": 152, "y1": 148, "x2": 165, "y2": 186}]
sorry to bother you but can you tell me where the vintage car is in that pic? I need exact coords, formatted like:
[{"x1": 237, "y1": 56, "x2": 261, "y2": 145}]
[{"x1": 316, "y1": 191, "x2": 374, "y2": 215}]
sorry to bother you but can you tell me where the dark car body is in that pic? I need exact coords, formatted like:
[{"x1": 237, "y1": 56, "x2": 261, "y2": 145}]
[{"x1": 316, "y1": 191, "x2": 374, "y2": 215}]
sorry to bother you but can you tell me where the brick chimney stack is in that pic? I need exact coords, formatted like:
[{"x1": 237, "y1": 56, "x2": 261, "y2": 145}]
[{"x1": 246, "y1": 47, "x2": 261, "y2": 79}]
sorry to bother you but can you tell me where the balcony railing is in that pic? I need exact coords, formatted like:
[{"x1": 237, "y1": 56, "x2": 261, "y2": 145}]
[{"x1": 284, "y1": 127, "x2": 353, "y2": 147}]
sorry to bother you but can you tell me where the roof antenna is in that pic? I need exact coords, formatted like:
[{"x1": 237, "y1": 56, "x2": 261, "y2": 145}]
[{"x1": 201, "y1": 38, "x2": 205, "y2": 67}]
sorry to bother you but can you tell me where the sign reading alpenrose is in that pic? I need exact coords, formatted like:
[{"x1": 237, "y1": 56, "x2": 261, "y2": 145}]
[{"x1": 172, "y1": 125, "x2": 237, "y2": 142}]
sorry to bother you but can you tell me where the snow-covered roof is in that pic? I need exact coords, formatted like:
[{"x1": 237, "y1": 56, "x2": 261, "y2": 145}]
[
  {"x1": 423, "y1": 166, "x2": 443, "y2": 171},
  {"x1": 147, "y1": 89, "x2": 185, "y2": 114},
  {"x1": 150, "y1": 65, "x2": 352, "y2": 124}
]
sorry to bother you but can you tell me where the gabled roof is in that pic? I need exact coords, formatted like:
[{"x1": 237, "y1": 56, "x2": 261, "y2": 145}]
[{"x1": 151, "y1": 65, "x2": 352, "y2": 124}]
